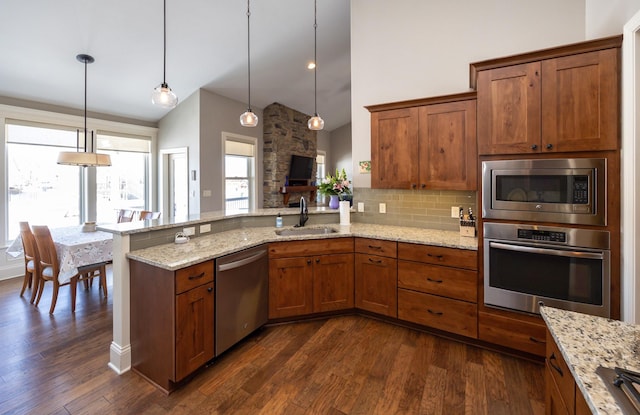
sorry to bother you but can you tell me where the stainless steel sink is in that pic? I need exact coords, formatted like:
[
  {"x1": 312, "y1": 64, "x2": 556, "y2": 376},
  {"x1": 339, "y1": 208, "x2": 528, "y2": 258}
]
[{"x1": 275, "y1": 227, "x2": 338, "y2": 236}]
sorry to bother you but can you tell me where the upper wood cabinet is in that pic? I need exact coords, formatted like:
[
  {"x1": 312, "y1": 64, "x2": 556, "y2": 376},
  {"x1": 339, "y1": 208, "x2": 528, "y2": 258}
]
[
  {"x1": 473, "y1": 36, "x2": 621, "y2": 155},
  {"x1": 367, "y1": 92, "x2": 477, "y2": 191}
]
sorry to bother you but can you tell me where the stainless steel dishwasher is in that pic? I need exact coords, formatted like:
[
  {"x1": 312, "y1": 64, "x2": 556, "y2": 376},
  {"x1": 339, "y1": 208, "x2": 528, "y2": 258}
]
[{"x1": 215, "y1": 245, "x2": 269, "y2": 356}]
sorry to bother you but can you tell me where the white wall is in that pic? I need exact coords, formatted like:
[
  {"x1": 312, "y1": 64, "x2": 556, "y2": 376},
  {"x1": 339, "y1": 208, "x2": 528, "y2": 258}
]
[
  {"x1": 331, "y1": 122, "x2": 352, "y2": 178},
  {"x1": 586, "y1": 0, "x2": 640, "y2": 38},
  {"x1": 199, "y1": 89, "x2": 264, "y2": 211},
  {"x1": 350, "y1": 0, "x2": 585, "y2": 188},
  {"x1": 158, "y1": 90, "x2": 202, "y2": 215}
]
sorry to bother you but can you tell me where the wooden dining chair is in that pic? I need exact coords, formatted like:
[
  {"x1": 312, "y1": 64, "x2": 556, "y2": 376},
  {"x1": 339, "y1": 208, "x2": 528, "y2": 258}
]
[
  {"x1": 18, "y1": 222, "x2": 39, "y2": 303},
  {"x1": 117, "y1": 209, "x2": 135, "y2": 223},
  {"x1": 31, "y1": 226, "x2": 107, "y2": 313},
  {"x1": 138, "y1": 211, "x2": 161, "y2": 220}
]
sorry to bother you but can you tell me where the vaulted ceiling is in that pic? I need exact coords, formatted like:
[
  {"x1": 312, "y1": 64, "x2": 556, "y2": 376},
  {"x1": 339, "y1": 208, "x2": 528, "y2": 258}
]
[{"x1": 0, "y1": 0, "x2": 351, "y2": 131}]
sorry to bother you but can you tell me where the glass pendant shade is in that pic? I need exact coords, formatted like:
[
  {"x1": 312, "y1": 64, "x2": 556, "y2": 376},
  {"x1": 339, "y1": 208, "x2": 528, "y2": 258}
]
[
  {"x1": 308, "y1": 114, "x2": 325, "y2": 131},
  {"x1": 240, "y1": 109, "x2": 259, "y2": 127},
  {"x1": 151, "y1": 83, "x2": 178, "y2": 108}
]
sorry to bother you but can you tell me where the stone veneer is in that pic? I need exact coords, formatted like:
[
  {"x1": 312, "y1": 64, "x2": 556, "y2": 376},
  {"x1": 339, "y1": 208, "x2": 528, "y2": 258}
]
[
  {"x1": 263, "y1": 103, "x2": 317, "y2": 208},
  {"x1": 351, "y1": 187, "x2": 477, "y2": 232}
]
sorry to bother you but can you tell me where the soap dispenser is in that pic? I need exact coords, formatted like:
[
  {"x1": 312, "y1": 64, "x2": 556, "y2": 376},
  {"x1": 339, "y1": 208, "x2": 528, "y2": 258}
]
[{"x1": 276, "y1": 213, "x2": 283, "y2": 228}]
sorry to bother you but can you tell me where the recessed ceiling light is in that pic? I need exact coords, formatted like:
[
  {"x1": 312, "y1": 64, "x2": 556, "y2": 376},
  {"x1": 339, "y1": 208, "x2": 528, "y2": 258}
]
[{"x1": 307, "y1": 61, "x2": 316, "y2": 70}]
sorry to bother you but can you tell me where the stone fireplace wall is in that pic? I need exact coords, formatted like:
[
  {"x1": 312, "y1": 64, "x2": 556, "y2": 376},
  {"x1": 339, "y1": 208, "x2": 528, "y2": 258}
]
[{"x1": 263, "y1": 103, "x2": 317, "y2": 208}]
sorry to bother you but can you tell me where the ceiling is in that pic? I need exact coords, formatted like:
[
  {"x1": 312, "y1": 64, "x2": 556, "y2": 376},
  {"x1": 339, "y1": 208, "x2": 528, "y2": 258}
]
[{"x1": 0, "y1": 0, "x2": 351, "y2": 131}]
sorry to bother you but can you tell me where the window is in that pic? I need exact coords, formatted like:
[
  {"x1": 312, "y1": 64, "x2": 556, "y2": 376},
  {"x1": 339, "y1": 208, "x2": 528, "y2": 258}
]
[
  {"x1": 95, "y1": 133, "x2": 150, "y2": 224},
  {"x1": 224, "y1": 134, "x2": 257, "y2": 214},
  {"x1": 316, "y1": 152, "x2": 326, "y2": 204},
  {"x1": 5, "y1": 120, "x2": 151, "y2": 240}
]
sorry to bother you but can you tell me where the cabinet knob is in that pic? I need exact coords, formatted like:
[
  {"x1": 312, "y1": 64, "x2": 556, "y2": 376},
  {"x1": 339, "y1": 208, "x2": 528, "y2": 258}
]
[
  {"x1": 439, "y1": 148, "x2": 445, "y2": 154},
  {"x1": 411, "y1": 183, "x2": 417, "y2": 189},
  {"x1": 531, "y1": 144, "x2": 538, "y2": 150},
  {"x1": 207, "y1": 287, "x2": 213, "y2": 293},
  {"x1": 315, "y1": 258, "x2": 320, "y2": 264},
  {"x1": 421, "y1": 184, "x2": 426, "y2": 189},
  {"x1": 546, "y1": 143, "x2": 553, "y2": 150},
  {"x1": 307, "y1": 259, "x2": 312, "y2": 265}
]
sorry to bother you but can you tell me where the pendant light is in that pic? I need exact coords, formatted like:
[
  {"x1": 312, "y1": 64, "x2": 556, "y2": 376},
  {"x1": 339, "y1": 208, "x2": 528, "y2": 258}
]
[
  {"x1": 57, "y1": 54, "x2": 112, "y2": 167},
  {"x1": 308, "y1": 0, "x2": 324, "y2": 131},
  {"x1": 240, "y1": 0, "x2": 259, "y2": 127},
  {"x1": 151, "y1": 0, "x2": 178, "y2": 108}
]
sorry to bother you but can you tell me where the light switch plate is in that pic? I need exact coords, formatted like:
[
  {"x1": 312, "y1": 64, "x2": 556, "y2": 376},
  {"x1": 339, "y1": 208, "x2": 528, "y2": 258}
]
[
  {"x1": 183, "y1": 227, "x2": 196, "y2": 236},
  {"x1": 357, "y1": 202, "x2": 364, "y2": 212},
  {"x1": 379, "y1": 203, "x2": 386, "y2": 214},
  {"x1": 451, "y1": 206, "x2": 460, "y2": 218},
  {"x1": 200, "y1": 224, "x2": 211, "y2": 233}
]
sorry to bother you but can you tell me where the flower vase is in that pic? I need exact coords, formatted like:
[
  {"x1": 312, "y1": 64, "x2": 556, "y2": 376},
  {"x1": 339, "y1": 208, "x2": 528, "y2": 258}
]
[{"x1": 329, "y1": 195, "x2": 340, "y2": 209}]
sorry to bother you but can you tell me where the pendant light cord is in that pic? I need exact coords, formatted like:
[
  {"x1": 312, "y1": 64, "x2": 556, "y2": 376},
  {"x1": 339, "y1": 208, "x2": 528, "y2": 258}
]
[
  {"x1": 313, "y1": 0, "x2": 318, "y2": 116},
  {"x1": 246, "y1": 0, "x2": 252, "y2": 111},
  {"x1": 163, "y1": 0, "x2": 167, "y2": 85},
  {"x1": 83, "y1": 57, "x2": 88, "y2": 152}
]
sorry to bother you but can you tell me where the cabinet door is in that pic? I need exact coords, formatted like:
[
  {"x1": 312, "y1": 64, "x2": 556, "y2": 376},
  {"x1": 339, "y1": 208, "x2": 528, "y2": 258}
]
[
  {"x1": 355, "y1": 253, "x2": 397, "y2": 317},
  {"x1": 418, "y1": 99, "x2": 477, "y2": 190},
  {"x1": 175, "y1": 282, "x2": 214, "y2": 382},
  {"x1": 313, "y1": 253, "x2": 354, "y2": 312},
  {"x1": 269, "y1": 257, "x2": 314, "y2": 318},
  {"x1": 477, "y1": 62, "x2": 541, "y2": 155},
  {"x1": 546, "y1": 367, "x2": 571, "y2": 415},
  {"x1": 542, "y1": 48, "x2": 619, "y2": 152},
  {"x1": 371, "y1": 108, "x2": 419, "y2": 188}
]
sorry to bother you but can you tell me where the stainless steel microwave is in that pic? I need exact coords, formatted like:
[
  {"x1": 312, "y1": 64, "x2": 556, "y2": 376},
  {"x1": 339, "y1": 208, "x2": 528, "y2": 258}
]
[{"x1": 482, "y1": 158, "x2": 606, "y2": 226}]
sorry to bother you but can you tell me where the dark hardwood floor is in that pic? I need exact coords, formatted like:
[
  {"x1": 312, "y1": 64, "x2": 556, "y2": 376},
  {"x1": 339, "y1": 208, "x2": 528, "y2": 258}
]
[{"x1": 0, "y1": 271, "x2": 544, "y2": 415}]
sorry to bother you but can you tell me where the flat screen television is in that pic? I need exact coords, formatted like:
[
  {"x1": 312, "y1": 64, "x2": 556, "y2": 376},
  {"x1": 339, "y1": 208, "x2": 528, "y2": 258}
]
[{"x1": 289, "y1": 155, "x2": 314, "y2": 183}]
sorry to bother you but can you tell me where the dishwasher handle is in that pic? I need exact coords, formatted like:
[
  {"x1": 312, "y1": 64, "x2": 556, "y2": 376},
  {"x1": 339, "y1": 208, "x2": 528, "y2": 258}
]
[{"x1": 217, "y1": 249, "x2": 268, "y2": 272}]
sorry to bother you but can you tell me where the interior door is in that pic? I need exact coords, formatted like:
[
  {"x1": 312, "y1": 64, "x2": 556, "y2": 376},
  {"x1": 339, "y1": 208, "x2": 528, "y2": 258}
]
[{"x1": 169, "y1": 152, "x2": 188, "y2": 219}]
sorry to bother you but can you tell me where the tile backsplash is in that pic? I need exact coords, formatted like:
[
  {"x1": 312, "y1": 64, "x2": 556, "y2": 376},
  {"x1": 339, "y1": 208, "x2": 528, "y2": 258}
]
[{"x1": 351, "y1": 187, "x2": 477, "y2": 231}]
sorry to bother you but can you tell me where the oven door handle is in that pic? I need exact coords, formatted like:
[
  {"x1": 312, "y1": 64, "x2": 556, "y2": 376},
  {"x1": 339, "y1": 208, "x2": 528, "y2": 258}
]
[{"x1": 489, "y1": 241, "x2": 604, "y2": 260}]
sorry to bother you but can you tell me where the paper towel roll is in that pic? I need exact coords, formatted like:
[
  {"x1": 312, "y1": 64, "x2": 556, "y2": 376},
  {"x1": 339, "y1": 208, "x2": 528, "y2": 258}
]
[{"x1": 339, "y1": 200, "x2": 350, "y2": 225}]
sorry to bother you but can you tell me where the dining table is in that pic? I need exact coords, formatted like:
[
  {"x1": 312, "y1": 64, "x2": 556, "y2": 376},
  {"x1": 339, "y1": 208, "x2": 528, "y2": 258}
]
[{"x1": 6, "y1": 225, "x2": 113, "y2": 285}]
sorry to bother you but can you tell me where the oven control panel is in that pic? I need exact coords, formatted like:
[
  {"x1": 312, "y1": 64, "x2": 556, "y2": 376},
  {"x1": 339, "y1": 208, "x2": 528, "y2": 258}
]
[
  {"x1": 517, "y1": 229, "x2": 566, "y2": 243},
  {"x1": 572, "y1": 176, "x2": 590, "y2": 204}
]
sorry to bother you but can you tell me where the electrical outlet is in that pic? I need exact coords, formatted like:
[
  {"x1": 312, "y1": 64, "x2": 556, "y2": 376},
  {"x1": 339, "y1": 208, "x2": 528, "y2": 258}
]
[
  {"x1": 379, "y1": 203, "x2": 386, "y2": 214},
  {"x1": 183, "y1": 227, "x2": 196, "y2": 236},
  {"x1": 451, "y1": 206, "x2": 460, "y2": 218},
  {"x1": 200, "y1": 224, "x2": 211, "y2": 233},
  {"x1": 202, "y1": 190, "x2": 212, "y2": 197},
  {"x1": 357, "y1": 202, "x2": 365, "y2": 212}
]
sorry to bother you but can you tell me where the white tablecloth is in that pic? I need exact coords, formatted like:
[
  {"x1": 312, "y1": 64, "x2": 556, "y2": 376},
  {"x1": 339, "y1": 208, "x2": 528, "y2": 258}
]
[{"x1": 6, "y1": 226, "x2": 113, "y2": 285}]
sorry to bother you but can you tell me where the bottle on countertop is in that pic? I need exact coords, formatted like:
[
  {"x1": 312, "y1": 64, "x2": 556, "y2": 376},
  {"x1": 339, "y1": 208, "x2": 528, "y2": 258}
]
[{"x1": 276, "y1": 213, "x2": 283, "y2": 228}]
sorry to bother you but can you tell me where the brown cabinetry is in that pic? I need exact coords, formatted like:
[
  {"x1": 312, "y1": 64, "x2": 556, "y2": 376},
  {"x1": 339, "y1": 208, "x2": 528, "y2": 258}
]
[
  {"x1": 368, "y1": 92, "x2": 477, "y2": 190},
  {"x1": 397, "y1": 242, "x2": 478, "y2": 338},
  {"x1": 478, "y1": 311, "x2": 547, "y2": 357},
  {"x1": 130, "y1": 259, "x2": 215, "y2": 393},
  {"x1": 545, "y1": 327, "x2": 590, "y2": 415},
  {"x1": 354, "y1": 238, "x2": 398, "y2": 317},
  {"x1": 268, "y1": 238, "x2": 354, "y2": 319},
  {"x1": 475, "y1": 37, "x2": 621, "y2": 155}
]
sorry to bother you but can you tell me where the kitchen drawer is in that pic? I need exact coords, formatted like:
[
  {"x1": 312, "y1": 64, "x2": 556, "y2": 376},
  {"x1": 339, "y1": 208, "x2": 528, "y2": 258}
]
[
  {"x1": 269, "y1": 238, "x2": 354, "y2": 259},
  {"x1": 398, "y1": 289, "x2": 477, "y2": 338},
  {"x1": 398, "y1": 260, "x2": 476, "y2": 302},
  {"x1": 398, "y1": 242, "x2": 477, "y2": 270},
  {"x1": 546, "y1": 328, "x2": 575, "y2": 413},
  {"x1": 175, "y1": 261, "x2": 214, "y2": 294},
  {"x1": 355, "y1": 238, "x2": 397, "y2": 258},
  {"x1": 478, "y1": 311, "x2": 546, "y2": 357}
]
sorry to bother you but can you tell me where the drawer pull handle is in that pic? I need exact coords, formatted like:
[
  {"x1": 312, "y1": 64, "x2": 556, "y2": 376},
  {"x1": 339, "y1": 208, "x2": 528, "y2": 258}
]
[
  {"x1": 549, "y1": 352, "x2": 564, "y2": 377},
  {"x1": 368, "y1": 245, "x2": 382, "y2": 250},
  {"x1": 529, "y1": 336, "x2": 545, "y2": 344},
  {"x1": 368, "y1": 258, "x2": 383, "y2": 264},
  {"x1": 427, "y1": 254, "x2": 444, "y2": 260},
  {"x1": 188, "y1": 272, "x2": 205, "y2": 280},
  {"x1": 427, "y1": 309, "x2": 443, "y2": 316},
  {"x1": 427, "y1": 277, "x2": 443, "y2": 283}
]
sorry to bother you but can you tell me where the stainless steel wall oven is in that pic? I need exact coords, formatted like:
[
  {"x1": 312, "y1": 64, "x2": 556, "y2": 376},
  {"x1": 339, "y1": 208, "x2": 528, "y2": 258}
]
[
  {"x1": 482, "y1": 158, "x2": 606, "y2": 226},
  {"x1": 483, "y1": 222, "x2": 610, "y2": 318}
]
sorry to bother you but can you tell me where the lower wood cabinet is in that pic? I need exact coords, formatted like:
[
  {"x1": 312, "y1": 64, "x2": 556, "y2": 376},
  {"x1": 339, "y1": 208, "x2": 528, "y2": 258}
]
[
  {"x1": 479, "y1": 311, "x2": 546, "y2": 357},
  {"x1": 397, "y1": 242, "x2": 478, "y2": 338},
  {"x1": 130, "y1": 259, "x2": 214, "y2": 393},
  {"x1": 354, "y1": 238, "x2": 398, "y2": 317},
  {"x1": 268, "y1": 239, "x2": 354, "y2": 319}
]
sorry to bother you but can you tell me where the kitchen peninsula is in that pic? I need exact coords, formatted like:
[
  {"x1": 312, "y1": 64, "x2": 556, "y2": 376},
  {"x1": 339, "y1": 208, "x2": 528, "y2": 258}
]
[{"x1": 98, "y1": 208, "x2": 478, "y2": 378}]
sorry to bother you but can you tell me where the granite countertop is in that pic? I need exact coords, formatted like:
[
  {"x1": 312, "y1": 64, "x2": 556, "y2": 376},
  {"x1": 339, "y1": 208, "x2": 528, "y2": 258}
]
[
  {"x1": 541, "y1": 306, "x2": 640, "y2": 414},
  {"x1": 126, "y1": 222, "x2": 478, "y2": 271}
]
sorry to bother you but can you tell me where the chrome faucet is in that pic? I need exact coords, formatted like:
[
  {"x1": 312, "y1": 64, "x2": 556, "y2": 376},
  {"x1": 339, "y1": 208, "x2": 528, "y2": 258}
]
[{"x1": 296, "y1": 196, "x2": 309, "y2": 227}]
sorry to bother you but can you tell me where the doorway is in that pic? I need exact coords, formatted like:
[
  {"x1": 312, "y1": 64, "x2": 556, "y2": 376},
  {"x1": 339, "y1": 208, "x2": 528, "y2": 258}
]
[{"x1": 160, "y1": 148, "x2": 188, "y2": 219}]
